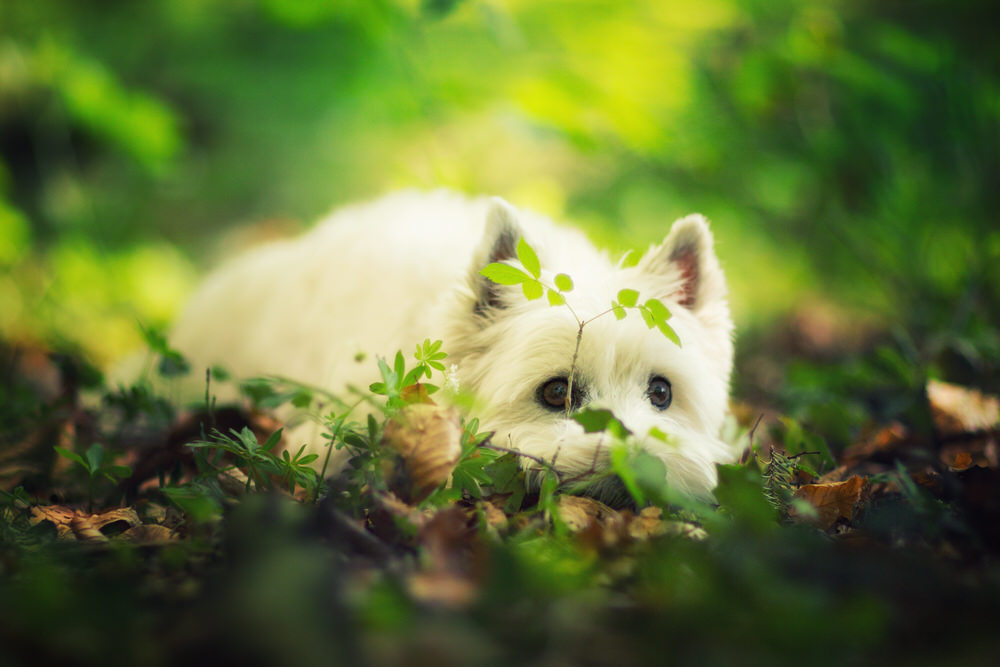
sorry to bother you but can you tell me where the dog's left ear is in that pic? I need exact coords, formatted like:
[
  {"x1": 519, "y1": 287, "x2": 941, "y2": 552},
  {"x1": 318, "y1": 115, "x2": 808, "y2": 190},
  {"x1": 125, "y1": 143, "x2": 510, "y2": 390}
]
[
  {"x1": 638, "y1": 214, "x2": 727, "y2": 314},
  {"x1": 468, "y1": 197, "x2": 526, "y2": 315}
]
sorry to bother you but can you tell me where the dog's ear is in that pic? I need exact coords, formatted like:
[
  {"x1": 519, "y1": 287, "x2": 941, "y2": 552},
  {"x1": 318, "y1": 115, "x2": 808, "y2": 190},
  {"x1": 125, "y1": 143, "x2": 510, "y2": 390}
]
[
  {"x1": 469, "y1": 197, "x2": 525, "y2": 314},
  {"x1": 638, "y1": 214, "x2": 727, "y2": 313}
]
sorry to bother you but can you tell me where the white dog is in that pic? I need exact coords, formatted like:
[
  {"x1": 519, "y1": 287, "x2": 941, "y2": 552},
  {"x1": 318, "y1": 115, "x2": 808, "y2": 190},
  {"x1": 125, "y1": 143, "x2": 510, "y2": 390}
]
[{"x1": 168, "y1": 190, "x2": 735, "y2": 500}]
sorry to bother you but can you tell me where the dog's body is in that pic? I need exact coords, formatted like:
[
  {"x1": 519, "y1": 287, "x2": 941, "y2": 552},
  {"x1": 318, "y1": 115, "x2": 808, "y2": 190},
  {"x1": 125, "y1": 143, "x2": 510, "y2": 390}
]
[{"x1": 169, "y1": 190, "x2": 736, "y2": 499}]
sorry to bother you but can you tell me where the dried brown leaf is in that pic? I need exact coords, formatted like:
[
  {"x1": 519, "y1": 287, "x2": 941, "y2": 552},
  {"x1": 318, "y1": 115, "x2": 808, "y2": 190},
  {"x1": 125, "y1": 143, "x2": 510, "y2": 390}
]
[
  {"x1": 841, "y1": 422, "x2": 909, "y2": 466},
  {"x1": 792, "y1": 475, "x2": 868, "y2": 529},
  {"x1": 69, "y1": 515, "x2": 107, "y2": 542},
  {"x1": 476, "y1": 499, "x2": 508, "y2": 532},
  {"x1": 928, "y1": 380, "x2": 1000, "y2": 435},
  {"x1": 627, "y1": 506, "x2": 668, "y2": 540},
  {"x1": 382, "y1": 404, "x2": 462, "y2": 502},
  {"x1": 122, "y1": 524, "x2": 176, "y2": 544}
]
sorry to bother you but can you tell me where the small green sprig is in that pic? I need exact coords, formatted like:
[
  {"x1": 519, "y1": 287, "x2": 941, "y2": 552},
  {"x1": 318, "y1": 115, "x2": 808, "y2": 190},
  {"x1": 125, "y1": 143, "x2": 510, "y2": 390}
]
[
  {"x1": 479, "y1": 238, "x2": 681, "y2": 347},
  {"x1": 54, "y1": 443, "x2": 133, "y2": 511}
]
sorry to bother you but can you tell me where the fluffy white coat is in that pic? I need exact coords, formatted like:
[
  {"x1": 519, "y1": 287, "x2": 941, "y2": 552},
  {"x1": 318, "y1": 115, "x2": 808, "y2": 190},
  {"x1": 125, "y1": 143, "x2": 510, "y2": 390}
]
[{"x1": 169, "y1": 190, "x2": 736, "y2": 500}]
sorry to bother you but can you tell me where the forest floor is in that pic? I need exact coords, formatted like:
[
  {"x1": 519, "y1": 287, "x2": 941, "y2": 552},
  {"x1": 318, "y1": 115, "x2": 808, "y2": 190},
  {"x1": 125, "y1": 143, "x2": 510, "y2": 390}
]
[{"x1": 2, "y1": 330, "x2": 1000, "y2": 667}]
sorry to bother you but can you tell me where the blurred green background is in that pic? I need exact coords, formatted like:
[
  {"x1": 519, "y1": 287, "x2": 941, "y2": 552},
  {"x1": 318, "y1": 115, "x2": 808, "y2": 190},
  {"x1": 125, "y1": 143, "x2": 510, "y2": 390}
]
[{"x1": 2, "y1": 0, "x2": 998, "y2": 395}]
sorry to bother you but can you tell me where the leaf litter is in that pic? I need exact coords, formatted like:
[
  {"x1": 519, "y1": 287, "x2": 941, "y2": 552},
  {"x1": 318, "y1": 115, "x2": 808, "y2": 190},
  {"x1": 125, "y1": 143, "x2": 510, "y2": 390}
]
[{"x1": 3, "y1": 342, "x2": 1000, "y2": 665}]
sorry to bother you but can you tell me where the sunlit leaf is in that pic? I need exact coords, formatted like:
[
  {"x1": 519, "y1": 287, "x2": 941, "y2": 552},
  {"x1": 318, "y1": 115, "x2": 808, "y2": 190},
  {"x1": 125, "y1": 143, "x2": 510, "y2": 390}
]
[
  {"x1": 644, "y1": 298, "x2": 671, "y2": 322},
  {"x1": 522, "y1": 279, "x2": 544, "y2": 300},
  {"x1": 617, "y1": 288, "x2": 639, "y2": 307},
  {"x1": 516, "y1": 237, "x2": 541, "y2": 278},
  {"x1": 480, "y1": 263, "x2": 530, "y2": 285}
]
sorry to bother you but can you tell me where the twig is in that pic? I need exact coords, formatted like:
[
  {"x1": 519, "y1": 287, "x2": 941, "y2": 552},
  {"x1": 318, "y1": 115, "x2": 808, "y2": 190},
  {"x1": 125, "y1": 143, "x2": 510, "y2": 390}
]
[{"x1": 479, "y1": 441, "x2": 561, "y2": 478}]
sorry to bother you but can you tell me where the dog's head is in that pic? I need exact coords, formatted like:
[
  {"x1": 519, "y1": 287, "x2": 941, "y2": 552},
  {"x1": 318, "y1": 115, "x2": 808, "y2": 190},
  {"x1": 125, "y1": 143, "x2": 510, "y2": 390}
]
[{"x1": 448, "y1": 198, "x2": 735, "y2": 502}]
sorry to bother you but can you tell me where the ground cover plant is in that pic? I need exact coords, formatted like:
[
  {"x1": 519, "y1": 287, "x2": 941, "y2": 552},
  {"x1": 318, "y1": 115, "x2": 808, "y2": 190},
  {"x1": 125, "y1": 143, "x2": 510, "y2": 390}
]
[{"x1": 2, "y1": 325, "x2": 1000, "y2": 666}]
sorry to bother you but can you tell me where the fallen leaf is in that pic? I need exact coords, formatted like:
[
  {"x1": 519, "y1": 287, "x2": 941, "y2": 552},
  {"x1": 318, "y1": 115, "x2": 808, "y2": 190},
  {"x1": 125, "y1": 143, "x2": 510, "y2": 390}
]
[
  {"x1": 407, "y1": 571, "x2": 477, "y2": 609},
  {"x1": 841, "y1": 422, "x2": 909, "y2": 466},
  {"x1": 476, "y1": 499, "x2": 508, "y2": 532},
  {"x1": 122, "y1": 524, "x2": 176, "y2": 544},
  {"x1": 947, "y1": 451, "x2": 974, "y2": 471},
  {"x1": 382, "y1": 404, "x2": 462, "y2": 502},
  {"x1": 928, "y1": 380, "x2": 1000, "y2": 435},
  {"x1": 627, "y1": 506, "x2": 669, "y2": 540},
  {"x1": 69, "y1": 514, "x2": 107, "y2": 542},
  {"x1": 400, "y1": 383, "x2": 436, "y2": 405},
  {"x1": 30, "y1": 506, "x2": 141, "y2": 541},
  {"x1": 408, "y1": 506, "x2": 485, "y2": 608},
  {"x1": 792, "y1": 475, "x2": 868, "y2": 529}
]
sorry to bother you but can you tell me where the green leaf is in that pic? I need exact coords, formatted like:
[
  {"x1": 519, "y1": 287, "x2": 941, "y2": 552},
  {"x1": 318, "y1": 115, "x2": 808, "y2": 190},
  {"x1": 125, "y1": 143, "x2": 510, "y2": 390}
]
[
  {"x1": 522, "y1": 279, "x2": 543, "y2": 300},
  {"x1": 516, "y1": 237, "x2": 541, "y2": 278},
  {"x1": 85, "y1": 443, "x2": 104, "y2": 473},
  {"x1": 657, "y1": 320, "x2": 682, "y2": 347},
  {"x1": 611, "y1": 303, "x2": 627, "y2": 320},
  {"x1": 109, "y1": 465, "x2": 133, "y2": 480},
  {"x1": 619, "y1": 249, "x2": 640, "y2": 268},
  {"x1": 610, "y1": 445, "x2": 645, "y2": 506},
  {"x1": 162, "y1": 484, "x2": 223, "y2": 523},
  {"x1": 291, "y1": 389, "x2": 312, "y2": 408},
  {"x1": 480, "y1": 263, "x2": 529, "y2": 285},
  {"x1": 639, "y1": 306, "x2": 655, "y2": 328},
  {"x1": 546, "y1": 289, "x2": 566, "y2": 306},
  {"x1": 158, "y1": 350, "x2": 190, "y2": 377},
  {"x1": 617, "y1": 288, "x2": 639, "y2": 307},
  {"x1": 714, "y1": 463, "x2": 778, "y2": 531},
  {"x1": 572, "y1": 408, "x2": 631, "y2": 439},
  {"x1": 554, "y1": 273, "x2": 574, "y2": 292},
  {"x1": 262, "y1": 428, "x2": 283, "y2": 452},
  {"x1": 647, "y1": 426, "x2": 669, "y2": 442},
  {"x1": 393, "y1": 351, "x2": 405, "y2": 382},
  {"x1": 54, "y1": 446, "x2": 89, "y2": 470},
  {"x1": 644, "y1": 298, "x2": 672, "y2": 322}
]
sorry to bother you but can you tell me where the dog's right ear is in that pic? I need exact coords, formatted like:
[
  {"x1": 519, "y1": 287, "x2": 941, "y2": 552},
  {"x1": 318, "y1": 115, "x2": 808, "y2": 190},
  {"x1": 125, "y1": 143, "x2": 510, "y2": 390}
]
[{"x1": 469, "y1": 197, "x2": 525, "y2": 315}]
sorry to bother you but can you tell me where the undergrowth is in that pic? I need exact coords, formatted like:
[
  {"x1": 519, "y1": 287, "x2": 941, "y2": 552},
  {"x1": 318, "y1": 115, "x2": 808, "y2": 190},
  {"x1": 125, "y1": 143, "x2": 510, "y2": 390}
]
[{"x1": 2, "y1": 334, "x2": 1000, "y2": 667}]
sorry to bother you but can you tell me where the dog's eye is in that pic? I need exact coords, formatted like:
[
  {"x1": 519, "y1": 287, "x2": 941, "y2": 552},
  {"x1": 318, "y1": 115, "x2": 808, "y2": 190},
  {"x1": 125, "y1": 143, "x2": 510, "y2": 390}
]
[
  {"x1": 538, "y1": 378, "x2": 570, "y2": 410},
  {"x1": 647, "y1": 376, "x2": 672, "y2": 409}
]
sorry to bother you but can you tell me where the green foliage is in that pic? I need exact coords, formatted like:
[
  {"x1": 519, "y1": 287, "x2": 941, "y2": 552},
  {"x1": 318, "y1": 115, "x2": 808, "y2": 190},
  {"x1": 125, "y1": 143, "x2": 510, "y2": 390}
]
[
  {"x1": 187, "y1": 427, "x2": 320, "y2": 496},
  {"x1": 369, "y1": 339, "x2": 449, "y2": 408},
  {"x1": 54, "y1": 442, "x2": 132, "y2": 511},
  {"x1": 480, "y1": 239, "x2": 681, "y2": 346},
  {"x1": 139, "y1": 325, "x2": 191, "y2": 378}
]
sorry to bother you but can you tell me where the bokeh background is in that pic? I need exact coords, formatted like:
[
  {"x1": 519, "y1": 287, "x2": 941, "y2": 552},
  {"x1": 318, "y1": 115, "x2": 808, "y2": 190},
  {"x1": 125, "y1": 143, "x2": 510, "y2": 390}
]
[{"x1": 2, "y1": 0, "x2": 998, "y2": 409}]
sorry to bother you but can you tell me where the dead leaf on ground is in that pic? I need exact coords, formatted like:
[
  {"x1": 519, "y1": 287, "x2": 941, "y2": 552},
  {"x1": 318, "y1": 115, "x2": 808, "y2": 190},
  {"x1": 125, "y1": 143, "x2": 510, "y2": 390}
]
[
  {"x1": 122, "y1": 524, "x2": 177, "y2": 544},
  {"x1": 408, "y1": 506, "x2": 486, "y2": 608},
  {"x1": 382, "y1": 404, "x2": 462, "y2": 502},
  {"x1": 792, "y1": 475, "x2": 868, "y2": 529},
  {"x1": 30, "y1": 506, "x2": 142, "y2": 541},
  {"x1": 841, "y1": 422, "x2": 909, "y2": 466},
  {"x1": 928, "y1": 380, "x2": 1000, "y2": 435},
  {"x1": 558, "y1": 495, "x2": 616, "y2": 533},
  {"x1": 476, "y1": 499, "x2": 508, "y2": 532}
]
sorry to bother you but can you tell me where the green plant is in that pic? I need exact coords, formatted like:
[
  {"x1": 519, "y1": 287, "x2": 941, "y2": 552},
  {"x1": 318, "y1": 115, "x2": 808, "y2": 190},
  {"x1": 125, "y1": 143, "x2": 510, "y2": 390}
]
[
  {"x1": 480, "y1": 238, "x2": 678, "y2": 415},
  {"x1": 187, "y1": 427, "x2": 320, "y2": 496},
  {"x1": 54, "y1": 443, "x2": 133, "y2": 511}
]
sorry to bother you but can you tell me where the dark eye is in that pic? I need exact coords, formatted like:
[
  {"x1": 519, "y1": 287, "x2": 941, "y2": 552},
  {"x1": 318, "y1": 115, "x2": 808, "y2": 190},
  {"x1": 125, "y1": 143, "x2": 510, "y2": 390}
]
[
  {"x1": 647, "y1": 376, "x2": 672, "y2": 409},
  {"x1": 538, "y1": 377, "x2": 570, "y2": 410}
]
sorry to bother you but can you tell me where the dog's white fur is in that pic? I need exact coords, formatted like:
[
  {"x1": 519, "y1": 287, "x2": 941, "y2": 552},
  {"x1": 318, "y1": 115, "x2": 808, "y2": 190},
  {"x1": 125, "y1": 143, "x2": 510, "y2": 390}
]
[{"x1": 169, "y1": 190, "x2": 735, "y2": 500}]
